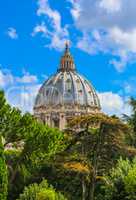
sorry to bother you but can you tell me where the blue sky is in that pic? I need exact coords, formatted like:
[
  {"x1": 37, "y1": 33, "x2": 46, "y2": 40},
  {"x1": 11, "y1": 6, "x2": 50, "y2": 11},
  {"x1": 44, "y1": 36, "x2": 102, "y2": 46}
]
[{"x1": 0, "y1": 0, "x2": 136, "y2": 115}]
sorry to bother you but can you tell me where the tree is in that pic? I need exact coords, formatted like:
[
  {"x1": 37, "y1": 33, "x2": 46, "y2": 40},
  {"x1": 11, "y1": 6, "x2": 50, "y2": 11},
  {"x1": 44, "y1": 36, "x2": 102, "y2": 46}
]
[
  {"x1": 7, "y1": 117, "x2": 66, "y2": 200},
  {"x1": 17, "y1": 179, "x2": 67, "y2": 200},
  {"x1": 101, "y1": 158, "x2": 136, "y2": 200},
  {"x1": 9, "y1": 119, "x2": 65, "y2": 181},
  {"x1": 66, "y1": 113, "x2": 130, "y2": 200},
  {"x1": 0, "y1": 90, "x2": 27, "y2": 147},
  {"x1": 0, "y1": 135, "x2": 8, "y2": 200},
  {"x1": 123, "y1": 97, "x2": 136, "y2": 146},
  {"x1": 0, "y1": 91, "x2": 66, "y2": 199}
]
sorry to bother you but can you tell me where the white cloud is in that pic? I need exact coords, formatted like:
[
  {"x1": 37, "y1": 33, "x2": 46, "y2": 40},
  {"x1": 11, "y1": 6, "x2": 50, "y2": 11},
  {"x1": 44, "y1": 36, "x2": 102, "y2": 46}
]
[
  {"x1": 37, "y1": 0, "x2": 61, "y2": 31},
  {"x1": 121, "y1": 77, "x2": 136, "y2": 95},
  {"x1": 0, "y1": 64, "x2": 53, "y2": 114},
  {"x1": 109, "y1": 27, "x2": 136, "y2": 52},
  {"x1": 16, "y1": 72, "x2": 38, "y2": 84},
  {"x1": 68, "y1": 0, "x2": 81, "y2": 20},
  {"x1": 0, "y1": 69, "x2": 14, "y2": 87},
  {"x1": 73, "y1": 0, "x2": 136, "y2": 31},
  {"x1": 99, "y1": 0, "x2": 122, "y2": 13},
  {"x1": 33, "y1": 0, "x2": 69, "y2": 50},
  {"x1": 6, "y1": 84, "x2": 41, "y2": 113},
  {"x1": 98, "y1": 91, "x2": 131, "y2": 116},
  {"x1": 109, "y1": 49, "x2": 131, "y2": 72},
  {"x1": 32, "y1": 22, "x2": 48, "y2": 37},
  {"x1": 69, "y1": 0, "x2": 136, "y2": 71},
  {"x1": 7, "y1": 27, "x2": 18, "y2": 39},
  {"x1": 0, "y1": 67, "x2": 41, "y2": 113},
  {"x1": 77, "y1": 31, "x2": 107, "y2": 54},
  {"x1": 0, "y1": 68, "x2": 38, "y2": 87}
]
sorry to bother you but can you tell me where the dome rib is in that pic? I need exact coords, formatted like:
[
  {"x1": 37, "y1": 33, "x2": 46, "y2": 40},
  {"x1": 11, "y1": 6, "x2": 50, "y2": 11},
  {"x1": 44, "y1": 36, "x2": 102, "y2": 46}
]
[
  {"x1": 69, "y1": 71, "x2": 78, "y2": 104},
  {"x1": 77, "y1": 74, "x2": 88, "y2": 106}
]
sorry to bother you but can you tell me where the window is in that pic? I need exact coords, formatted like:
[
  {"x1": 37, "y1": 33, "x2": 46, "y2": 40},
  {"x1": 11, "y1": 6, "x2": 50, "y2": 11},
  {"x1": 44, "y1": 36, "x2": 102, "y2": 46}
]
[
  {"x1": 55, "y1": 90, "x2": 59, "y2": 96},
  {"x1": 66, "y1": 79, "x2": 71, "y2": 90},
  {"x1": 78, "y1": 89, "x2": 82, "y2": 94},
  {"x1": 46, "y1": 90, "x2": 49, "y2": 96},
  {"x1": 67, "y1": 78, "x2": 71, "y2": 82},
  {"x1": 89, "y1": 91, "x2": 92, "y2": 95},
  {"x1": 53, "y1": 119, "x2": 59, "y2": 128}
]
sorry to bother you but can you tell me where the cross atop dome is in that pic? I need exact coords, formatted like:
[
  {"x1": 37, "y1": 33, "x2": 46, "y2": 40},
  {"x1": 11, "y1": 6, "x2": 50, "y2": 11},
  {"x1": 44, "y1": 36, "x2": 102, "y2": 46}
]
[
  {"x1": 58, "y1": 41, "x2": 76, "y2": 72},
  {"x1": 65, "y1": 40, "x2": 70, "y2": 52}
]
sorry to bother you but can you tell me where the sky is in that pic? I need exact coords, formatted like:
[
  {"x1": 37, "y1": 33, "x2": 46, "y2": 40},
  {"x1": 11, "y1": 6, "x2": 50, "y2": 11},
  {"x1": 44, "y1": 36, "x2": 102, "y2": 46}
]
[{"x1": 0, "y1": 0, "x2": 136, "y2": 116}]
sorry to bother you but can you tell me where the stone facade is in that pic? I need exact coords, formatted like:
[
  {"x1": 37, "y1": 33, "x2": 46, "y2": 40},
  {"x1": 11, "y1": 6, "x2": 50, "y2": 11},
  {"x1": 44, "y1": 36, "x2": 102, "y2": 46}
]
[{"x1": 34, "y1": 43, "x2": 101, "y2": 130}]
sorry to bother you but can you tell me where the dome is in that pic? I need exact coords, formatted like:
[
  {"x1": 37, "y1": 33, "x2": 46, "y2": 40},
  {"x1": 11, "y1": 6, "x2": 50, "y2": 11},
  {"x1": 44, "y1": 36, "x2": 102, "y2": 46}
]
[
  {"x1": 34, "y1": 42, "x2": 101, "y2": 129},
  {"x1": 34, "y1": 71, "x2": 100, "y2": 109}
]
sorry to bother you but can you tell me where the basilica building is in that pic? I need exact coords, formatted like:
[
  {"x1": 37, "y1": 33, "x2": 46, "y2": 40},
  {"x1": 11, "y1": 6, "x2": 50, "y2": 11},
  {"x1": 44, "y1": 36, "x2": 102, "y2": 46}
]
[{"x1": 34, "y1": 43, "x2": 101, "y2": 130}]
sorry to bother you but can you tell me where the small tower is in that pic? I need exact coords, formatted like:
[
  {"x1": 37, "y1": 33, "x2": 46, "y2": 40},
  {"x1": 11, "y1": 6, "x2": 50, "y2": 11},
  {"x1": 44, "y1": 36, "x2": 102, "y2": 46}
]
[{"x1": 58, "y1": 42, "x2": 76, "y2": 72}]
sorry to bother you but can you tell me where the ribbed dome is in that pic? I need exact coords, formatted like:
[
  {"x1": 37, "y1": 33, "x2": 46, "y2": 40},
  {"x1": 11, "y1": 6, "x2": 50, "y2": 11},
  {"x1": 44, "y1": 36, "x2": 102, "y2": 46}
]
[
  {"x1": 35, "y1": 71, "x2": 100, "y2": 109},
  {"x1": 34, "y1": 43, "x2": 101, "y2": 111}
]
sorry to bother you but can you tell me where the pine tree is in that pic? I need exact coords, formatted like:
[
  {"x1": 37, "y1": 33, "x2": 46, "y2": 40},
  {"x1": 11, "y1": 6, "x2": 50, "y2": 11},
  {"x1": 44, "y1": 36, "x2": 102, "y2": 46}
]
[{"x1": 67, "y1": 113, "x2": 129, "y2": 200}]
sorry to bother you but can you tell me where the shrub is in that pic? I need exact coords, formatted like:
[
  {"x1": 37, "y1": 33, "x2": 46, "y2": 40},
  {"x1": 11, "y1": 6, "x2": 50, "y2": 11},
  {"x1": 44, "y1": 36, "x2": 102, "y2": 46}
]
[
  {"x1": 17, "y1": 179, "x2": 67, "y2": 200},
  {"x1": 100, "y1": 158, "x2": 136, "y2": 200}
]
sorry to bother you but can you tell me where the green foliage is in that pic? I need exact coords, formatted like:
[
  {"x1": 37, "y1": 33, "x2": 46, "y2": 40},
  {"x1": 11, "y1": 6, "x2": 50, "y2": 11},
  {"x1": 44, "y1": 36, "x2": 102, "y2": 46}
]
[
  {"x1": 39, "y1": 162, "x2": 83, "y2": 200},
  {"x1": 17, "y1": 179, "x2": 67, "y2": 200},
  {"x1": 4, "y1": 149, "x2": 21, "y2": 163},
  {"x1": 0, "y1": 91, "x2": 66, "y2": 199},
  {"x1": 0, "y1": 90, "x2": 29, "y2": 145},
  {"x1": 34, "y1": 114, "x2": 129, "y2": 200},
  {"x1": 100, "y1": 158, "x2": 136, "y2": 200},
  {"x1": 7, "y1": 120, "x2": 65, "y2": 199},
  {"x1": 66, "y1": 114, "x2": 132, "y2": 200},
  {"x1": 0, "y1": 135, "x2": 8, "y2": 200},
  {"x1": 1, "y1": 89, "x2": 136, "y2": 200},
  {"x1": 123, "y1": 97, "x2": 136, "y2": 146}
]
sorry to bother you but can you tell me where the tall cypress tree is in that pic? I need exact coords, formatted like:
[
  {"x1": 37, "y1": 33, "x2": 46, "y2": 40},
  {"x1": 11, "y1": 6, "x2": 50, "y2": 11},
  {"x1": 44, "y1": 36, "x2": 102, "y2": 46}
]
[{"x1": 0, "y1": 135, "x2": 8, "y2": 200}]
